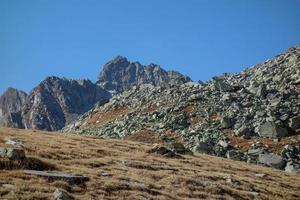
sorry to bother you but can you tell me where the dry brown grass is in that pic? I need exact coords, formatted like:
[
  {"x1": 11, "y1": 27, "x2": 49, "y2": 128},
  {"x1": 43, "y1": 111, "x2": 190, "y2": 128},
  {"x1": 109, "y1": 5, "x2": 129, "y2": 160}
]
[
  {"x1": 0, "y1": 127, "x2": 300, "y2": 200},
  {"x1": 84, "y1": 107, "x2": 129, "y2": 127},
  {"x1": 224, "y1": 129, "x2": 300, "y2": 154}
]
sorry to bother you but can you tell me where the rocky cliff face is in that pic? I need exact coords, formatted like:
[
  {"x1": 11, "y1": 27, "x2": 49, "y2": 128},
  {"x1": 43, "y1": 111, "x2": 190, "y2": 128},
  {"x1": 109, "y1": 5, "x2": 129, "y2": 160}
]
[
  {"x1": 97, "y1": 56, "x2": 191, "y2": 93},
  {"x1": 0, "y1": 88, "x2": 27, "y2": 128},
  {"x1": 22, "y1": 76, "x2": 111, "y2": 131},
  {"x1": 65, "y1": 45, "x2": 300, "y2": 171}
]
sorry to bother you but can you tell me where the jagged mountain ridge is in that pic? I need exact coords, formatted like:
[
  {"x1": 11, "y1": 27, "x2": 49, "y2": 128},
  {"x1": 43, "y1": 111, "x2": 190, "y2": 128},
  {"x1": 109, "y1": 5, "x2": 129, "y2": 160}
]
[
  {"x1": 0, "y1": 57, "x2": 191, "y2": 131},
  {"x1": 97, "y1": 56, "x2": 192, "y2": 93},
  {"x1": 64, "y1": 45, "x2": 300, "y2": 171}
]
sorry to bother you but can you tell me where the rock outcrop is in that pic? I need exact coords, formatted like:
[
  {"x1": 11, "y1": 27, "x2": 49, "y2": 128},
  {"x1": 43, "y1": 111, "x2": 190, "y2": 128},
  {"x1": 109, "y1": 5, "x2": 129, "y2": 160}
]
[
  {"x1": 97, "y1": 56, "x2": 191, "y2": 93},
  {"x1": 22, "y1": 77, "x2": 111, "y2": 131},
  {"x1": 0, "y1": 88, "x2": 27, "y2": 128}
]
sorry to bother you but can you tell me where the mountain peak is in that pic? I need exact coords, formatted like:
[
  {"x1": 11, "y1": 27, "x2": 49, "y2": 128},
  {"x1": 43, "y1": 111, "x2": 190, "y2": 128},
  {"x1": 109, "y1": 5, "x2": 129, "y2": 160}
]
[{"x1": 97, "y1": 56, "x2": 191, "y2": 92}]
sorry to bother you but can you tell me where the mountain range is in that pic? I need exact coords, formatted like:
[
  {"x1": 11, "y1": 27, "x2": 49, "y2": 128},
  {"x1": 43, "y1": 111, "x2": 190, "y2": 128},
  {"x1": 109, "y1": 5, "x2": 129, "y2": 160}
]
[{"x1": 0, "y1": 56, "x2": 190, "y2": 131}]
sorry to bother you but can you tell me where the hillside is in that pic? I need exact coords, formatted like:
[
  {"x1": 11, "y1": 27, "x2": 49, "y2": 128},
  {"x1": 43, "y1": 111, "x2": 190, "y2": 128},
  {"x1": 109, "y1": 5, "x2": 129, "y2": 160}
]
[
  {"x1": 64, "y1": 45, "x2": 300, "y2": 171},
  {"x1": 0, "y1": 127, "x2": 300, "y2": 200}
]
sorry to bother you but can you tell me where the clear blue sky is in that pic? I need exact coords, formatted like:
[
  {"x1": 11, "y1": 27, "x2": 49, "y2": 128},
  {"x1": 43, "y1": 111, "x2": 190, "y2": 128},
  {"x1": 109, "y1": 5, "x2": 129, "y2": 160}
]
[{"x1": 1, "y1": 0, "x2": 300, "y2": 94}]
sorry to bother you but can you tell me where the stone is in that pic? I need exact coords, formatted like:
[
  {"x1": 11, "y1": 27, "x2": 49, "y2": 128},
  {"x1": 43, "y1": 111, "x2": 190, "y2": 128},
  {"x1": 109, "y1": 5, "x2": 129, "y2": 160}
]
[
  {"x1": 247, "y1": 148, "x2": 265, "y2": 156},
  {"x1": 24, "y1": 170, "x2": 89, "y2": 183},
  {"x1": 217, "y1": 140, "x2": 229, "y2": 148},
  {"x1": 148, "y1": 144, "x2": 176, "y2": 157},
  {"x1": 258, "y1": 121, "x2": 288, "y2": 138},
  {"x1": 256, "y1": 84, "x2": 267, "y2": 98},
  {"x1": 285, "y1": 161, "x2": 300, "y2": 173},
  {"x1": 53, "y1": 189, "x2": 74, "y2": 200},
  {"x1": 288, "y1": 116, "x2": 300, "y2": 130},
  {"x1": 1, "y1": 148, "x2": 26, "y2": 160},
  {"x1": 5, "y1": 138, "x2": 25, "y2": 148},
  {"x1": 258, "y1": 153, "x2": 286, "y2": 169},
  {"x1": 220, "y1": 116, "x2": 235, "y2": 128},
  {"x1": 2, "y1": 184, "x2": 15, "y2": 189},
  {"x1": 0, "y1": 147, "x2": 7, "y2": 158},
  {"x1": 193, "y1": 142, "x2": 213, "y2": 154},
  {"x1": 255, "y1": 173, "x2": 266, "y2": 178},
  {"x1": 168, "y1": 143, "x2": 193, "y2": 155},
  {"x1": 6, "y1": 148, "x2": 26, "y2": 160}
]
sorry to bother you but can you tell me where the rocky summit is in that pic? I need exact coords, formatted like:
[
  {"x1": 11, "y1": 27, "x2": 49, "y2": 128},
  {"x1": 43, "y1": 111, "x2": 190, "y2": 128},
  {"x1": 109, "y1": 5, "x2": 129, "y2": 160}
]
[
  {"x1": 96, "y1": 55, "x2": 191, "y2": 93},
  {"x1": 64, "y1": 45, "x2": 300, "y2": 171}
]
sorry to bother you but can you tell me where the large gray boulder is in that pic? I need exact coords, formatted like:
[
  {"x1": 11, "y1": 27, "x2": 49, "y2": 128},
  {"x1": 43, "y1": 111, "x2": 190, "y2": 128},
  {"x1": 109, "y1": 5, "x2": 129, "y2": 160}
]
[
  {"x1": 258, "y1": 153, "x2": 286, "y2": 169},
  {"x1": 258, "y1": 121, "x2": 288, "y2": 138}
]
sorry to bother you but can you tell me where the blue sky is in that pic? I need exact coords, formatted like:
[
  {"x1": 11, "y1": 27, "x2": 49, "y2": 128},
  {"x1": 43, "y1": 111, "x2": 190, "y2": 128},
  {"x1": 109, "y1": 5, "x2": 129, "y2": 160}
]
[{"x1": 0, "y1": 0, "x2": 300, "y2": 94}]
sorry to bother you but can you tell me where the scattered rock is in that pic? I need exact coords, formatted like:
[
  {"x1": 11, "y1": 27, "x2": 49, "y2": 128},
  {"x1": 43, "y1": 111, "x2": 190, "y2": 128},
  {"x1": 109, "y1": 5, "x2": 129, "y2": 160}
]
[
  {"x1": 24, "y1": 170, "x2": 89, "y2": 183},
  {"x1": 53, "y1": 189, "x2": 74, "y2": 200}
]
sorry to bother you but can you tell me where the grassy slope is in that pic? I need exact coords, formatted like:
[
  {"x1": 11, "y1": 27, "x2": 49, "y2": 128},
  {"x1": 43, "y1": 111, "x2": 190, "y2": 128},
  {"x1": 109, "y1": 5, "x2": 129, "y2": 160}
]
[{"x1": 0, "y1": 127, "x2": 300, "y2": 200}]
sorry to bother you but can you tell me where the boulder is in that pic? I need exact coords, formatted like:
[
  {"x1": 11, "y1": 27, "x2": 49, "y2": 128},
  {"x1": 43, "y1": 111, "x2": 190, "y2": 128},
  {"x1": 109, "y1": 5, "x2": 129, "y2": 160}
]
[
  {"x1": 168, "y1": 143, "x2": 193, "y2": 155},
  {"x1": 0, "y1": 148, "x2": 25, "y2": 160},
  {"x1": 0, "y1": 147, "x2": 7, "y2": 158},
  {"x1": 24, "y1": 170, "x2": 89, "y2": 183},
  {"x1": 258, "y1": 121, "x2": 288, "y2": 138},
  {"x1": 220, "y1": 116, "x2": 235, "y2": 128},
  {"x1": 53, "y1": 189, "x2": 74, "y2": 200},
  {"x1": 6, "y1": 148, "x2": 26, "y2": 160},
  {"x1": 193, "y1": 142, "x2": 213, "y2": 154},
  {"x1": 147, "y1": 144, "x2": 176, "y2": 157},
  {"x1": 285, "y1": 161, "x2": 300, "y2": 173},
  {"x1": 258, "y1": 153, "x2": 286, "y2": 169},
  {"x1": 288, "y1": 116, "x2": 300, "y2": 130}
]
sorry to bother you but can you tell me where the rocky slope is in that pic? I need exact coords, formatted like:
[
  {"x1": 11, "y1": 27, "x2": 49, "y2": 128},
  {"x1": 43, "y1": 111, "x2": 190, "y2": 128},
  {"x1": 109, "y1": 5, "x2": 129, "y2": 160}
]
[
  {"x1": 65, "y1": 45, "x2": 300, "y2": 171},
  {"x1": 0, "y1": 88, "x2": 27, "y2": 128},
  {"x1": 97, "y1": 56, "x2": 191, "y2": 93}
]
